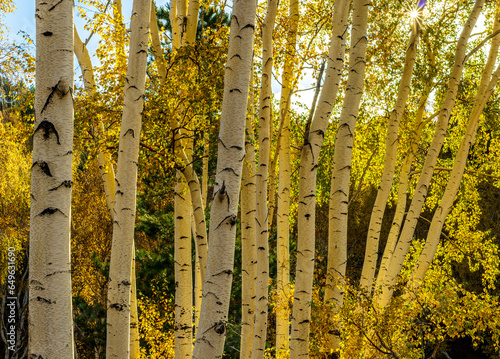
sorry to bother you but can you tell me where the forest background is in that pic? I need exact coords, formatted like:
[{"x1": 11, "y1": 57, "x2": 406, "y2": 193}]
[{"x1": 1, "y1": 0, "x2": 500, "y2": 358}]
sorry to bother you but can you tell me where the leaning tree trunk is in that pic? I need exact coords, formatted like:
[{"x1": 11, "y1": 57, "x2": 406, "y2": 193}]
[
  {"x1": 105, "y1": 1, "x2": 151, "y2": 358},
  {"x1": 359, "y1": 12, "x2": 422, "y2": 296},
  {"x1": 410, "y1": 16, "x2": 500, "y2": 287},
  {"x1": 252, "y1": 0, "x2": 278, "y2": 356},
  {"x1": 376, "y1": 0, "x2": 485, "y2": 308},
  {"x1": 30, "y1": 1, "x2": 75, "y2": 358},
  {"x1": 275, "y1": 0, "x2": 299, "y2": 352},
  {"x1": 289, "y1": 0, "x2": 350, "y2": 356},
  {"x1": 192, "y1": 0, "x2": 257, "y2": 356}
]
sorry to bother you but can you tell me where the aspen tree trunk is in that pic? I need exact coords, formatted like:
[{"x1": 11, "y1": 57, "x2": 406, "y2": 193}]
[
  {"x1": 106, "y1": 1, "x2": 151, "y2": 358},
  {"x1": 290, "y1": 0, "x2": 350, "y2": 356},
  {"x1": 240, "y1": 77, "x2": 258, "y2": 359},
  {"x1": 30, "y1": 1, "x2": 74, "y2": 357},
  {"x1": 151, "y1": 0, "x2": 208, "y2": 283},
  {"x1": 75, "y1": 22, "x2": 140, "y2": 359},
  {"x1": 374, "y1": 81, "x2": 434, "y2": 291},
  {"x1": 410, "y1": 20, "x2": 500, "y2": 287},
  {"x1": 276, "y1": 0, "x2": 299, "y2": 352},
  {"x1": 376, "y1": 0, "x2": 485, "y2": 308},
  {"x1": 175, "y1": 177, "x2": 194, "y2": 358},
  {"x1": 359, "y1": 15, "x2": 421, "y2": 296},
  {"x1": 252, "y1": 0, "x2": 278, "y2": 356},
  {"x1": 192, "y1": 0, "x2": 257, "y2": 355},
  {"x1": 324, "y1": 0, "x2": 369, "y2": 352}
]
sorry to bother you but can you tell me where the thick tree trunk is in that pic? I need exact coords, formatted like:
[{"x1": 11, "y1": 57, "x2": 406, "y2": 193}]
[
  {"x1": 376, "y1": 0, "x2": 485, "y2": 308},
  {"x1": 252, "y1": 0, "x2": 278, "y2": 356},
  {"x1": 410, "y1": 17, "x2": 500, "y2": 287},
  {"x1": 275, "y1": 0, "x2": 299, "y2": 352},
  {"x1": 192, "y1": 0, "x2": 257, "y2": 356},
  {"x1": 240, "y1": 78, "x2": 258, "y2": 359},
  {"x1": 106, "y1": 1, "x2": 151, "y2": 358},
  {"x1": 359, "y1": 17, "x2": 421, "y2": 296},
  {"x1": 30, "y1": 1, "x2": 75, "y2": 358},
  {"x1": 290, "y1": 0, "x2": 350, "y2": 357}
]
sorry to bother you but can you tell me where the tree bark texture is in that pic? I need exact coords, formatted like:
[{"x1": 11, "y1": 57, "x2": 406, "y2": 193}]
[
  {"x1": 252, "y1": 0, "x2": 278, "y2": 356},
  {"x1": 192, "y1": 0, "x2": 257, "y2": 356},
  {"x1": 106, "y1": 1, "x2": 151, "y2": 357},
  {"x1": 240, "y1": 75, "x2": 258, "y2": 359},
  {"x1": 30, "y1": 1, "x2": 75, "y2": 358},
  {"x1": 290, "y1": 0, "x2": 350, "y2": 357},
  {"x1": 324, "y1": 0, "x2": 369, "y2": 351},
  {"x1": 276, "y1": 0, "x2": 299, "y2": 352}
]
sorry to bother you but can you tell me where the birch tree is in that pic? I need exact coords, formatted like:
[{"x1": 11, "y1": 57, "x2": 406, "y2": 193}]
[
  {"x1": 106, "y1": 1, "x2": 151, "y2": 357},
  {"x1": 30, "y1": 1, "x2": 74, "y2": 357},
  {"x1": 376, "y1": 0, "x2": 486, "y2": 308},
  {"x1": 240, "y1": 74, "x2": 258, "y2": 359},
  {"x1": 275, "y1": 0, "x2": 299, "y2": 352},
  {"x1": 252, "y1": 0, "x2": 278, "y2": 356},
  {"x1": 192, "y1": 0, "x2": 257, "y2": 355},
  {"x1": 410, "y1": 13, "x2": 500, "y2": 288},
  {"x1": 290, "y1": 0, "x2": 350, "y2": 356}
]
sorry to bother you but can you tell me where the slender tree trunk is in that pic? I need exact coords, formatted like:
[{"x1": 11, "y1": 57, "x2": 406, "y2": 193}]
[
  {"x1": 376, "y1": 0, "x2": 485, "y2": 308},
  {"x1": 175, "y1": 175, "x2": 194, "y2": 358},
  {"x1": 106, "y1": 1, "x2": 151, "y2": 357},
  {"x1": 290, "y1": 0, "x2": 350, "y2": 356},
  {"x1": 374, "y1": 80, "x2": 434, "y2": 291},
  {"x1": 252, "y1": 0, "x2": 278, "y2": 356},
  {"x1": 74, "y1": 23, "x2": 141, "y2": 358},
  {"x1": 276, "y1": 0, "x2": 299, "y2": 352},
  {"x1": 324, "y1": 0, "x2": 369, "y2": 352},
  {"x1": 410, "y1": 17, "x2": 500, "y2": 287},
  {"x1": 30, "y1": 1, "x2": 75, "y2": 357},
  {"x1": 192, "y1": 0, "x2": 257, "y2": 355},
  {"x1": 240, "y1": 77, "x2": 258, "y2": 359},
  {"x1": 359, "y1": 14, "x2": 421, "y2": 296}
]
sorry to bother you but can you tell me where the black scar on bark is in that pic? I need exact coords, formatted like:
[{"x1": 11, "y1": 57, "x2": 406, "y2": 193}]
[
  {"x1": 41, "y1": 79, "x2": 69, "y2": 114},
  {"x1": 48, "y1": 180, "x2": 73, "y2": 191},
  {"x1": 231, "y1": 15, "x2": 239, "y2": 27},
  {"x1": 242, "y1": 24, "x2": 255, "y2": 30},
  {"x1": 214, "y1": 321, "x2": 226, "y2": 335},
  {"x1": 48, "y1": 0, "x2": 63, "y2": 11},
  {"x1": 37, "y1": 207, "x2": 66, "y2": 217},
  {"x1": 36, "y1": 296, "x2": 54, "y2": 304},
  {"x1": 32, "y1": 161, "x2": 52, "y2": 177},
  {"x1": 42, "y1": 31, "x2": 53, "y2": 36},
  {"x1": 124, "y1": 129, "x2": 135, "y2": 138},
  {"x1": 110, "y1": 303, "x2": 125, "y2": 311},
  {"x1": 229, "y1": 88, "x2": 242, "y2": 93}
]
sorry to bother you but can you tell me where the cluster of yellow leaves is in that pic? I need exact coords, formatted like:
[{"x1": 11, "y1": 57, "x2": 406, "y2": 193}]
[
  {"x1": 0, "y1": 119, "x2": 30, "y2": 285},
  {"x1": 137, "y1": 290, "x2": 175, "y2": 359}
]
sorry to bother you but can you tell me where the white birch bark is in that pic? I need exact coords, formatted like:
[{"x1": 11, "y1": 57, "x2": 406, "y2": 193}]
[
  {"x1": 240, "y1": 74, "x2": 258, "y2": 359},
  {"x1": 410, "y1": 18, "x2": 500, "y2": 287},
  {"x1": 240, "y1": 78, "x2": 257, "y2": 359},
  {"x1": 376, "y1": 0, "x2": 485, "y2": 308},
  {"x1": 374, "y1": 81, "x2": 434, "y2": 291},
  {"x1": 359, "y1": 16, "x2": 421, "y2": 296},
  {"x1": 175, "y1": 176, "x2": 193, "y2": 358},
  {"x1": 324, "y1": 0, "x2": 369, "y2": 352},
  {"x1": 30, "y1": 1, "x2": 74, "y2": 357},
  {"x1": 290, "y1": 0, "x2": 350, "y2": 356},
  {"x1": 106, "y1": 1, "x2": 151, "y2": 357},
  {"x1": 192, "y1": 0, "x2": 257, "y2": 355},
  {"x1": 276, "y1": 0, "x2": 299, "y2": 352},
  {"x1": 252, "y1": 0, "x2": 278, "y2": 356},
  {"x1": 74, "y1": 24, "x2": 140, "y2": 358}
]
